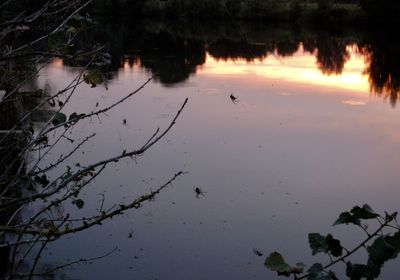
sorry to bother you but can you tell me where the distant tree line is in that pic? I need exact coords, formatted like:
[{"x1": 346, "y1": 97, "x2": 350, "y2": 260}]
[
  {"x1": 360, "y1": 0, "x2": 400, "y2": 22},
  {"x1": 92, "y1": 0, "x2": 400, "y2": 23}
]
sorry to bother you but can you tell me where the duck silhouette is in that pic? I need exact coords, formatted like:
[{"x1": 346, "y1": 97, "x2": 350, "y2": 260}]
[{"x1": 230, "y1": 93, "x2": 239, "y2": 104}]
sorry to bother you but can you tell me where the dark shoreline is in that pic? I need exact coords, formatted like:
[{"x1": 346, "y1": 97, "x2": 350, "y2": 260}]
[{"x1": 93, "y1": 1, "x2": 400, "y2": 26}]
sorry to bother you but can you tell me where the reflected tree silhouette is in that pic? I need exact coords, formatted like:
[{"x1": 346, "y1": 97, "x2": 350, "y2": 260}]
[
  {"x1": 85, "y1": 22, "x2": 207, "y2": 85},
  {"x1": 138, "y1": 34, "x2": 206, "y2": 84},
  {"x1": 316, "y1": 40, "x2": 349, "y2": 75},
  {"x1": 359, "y1": 32, "x2": 400, "y2": 106},
  {"x1": 81, "y1": 19, "x2": 400, "y2": 105},
  {"x1": 303, "y1": 36, "x2": 350, "y2": 75},
  {"x1": 208, "y1": 39, "x2": 268, "y2": 61},
  {"x1": 275, "y1": 40, "x2": 299, "y2": 57}
]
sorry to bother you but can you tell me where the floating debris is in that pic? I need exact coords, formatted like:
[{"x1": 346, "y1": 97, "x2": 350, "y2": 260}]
[{"x1": 253, "y1": 248, "x2": 263, "y2": 257}]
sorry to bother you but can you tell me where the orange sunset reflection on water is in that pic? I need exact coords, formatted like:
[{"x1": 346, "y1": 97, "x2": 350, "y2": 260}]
[
  {"x1": 39, "y1": 33, "x2": 400, "y2": 280},
  {"x1": 119, "y1": 44, "x2": 371, "y2": 95},
  {"x1": 198, "y1": 45, "x2": 369, "y2": 94}
]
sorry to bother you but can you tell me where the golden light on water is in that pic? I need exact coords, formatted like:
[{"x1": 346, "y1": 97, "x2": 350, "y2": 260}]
[
  {"x1": 52, "y1": 58, "x2": 64, "y2": 68},
  {"x1": 123, "y1": 57, "x2": 142, "y2": 73},
  {"x1": 50, "y1": 45, "x2": 372, "y2": 95},
  {"x1": 123, "y1": 59, "x2": 131, "y2": 71},
  {"x1": 201, "y1": 46, "x2": 370, "y2": 93}
]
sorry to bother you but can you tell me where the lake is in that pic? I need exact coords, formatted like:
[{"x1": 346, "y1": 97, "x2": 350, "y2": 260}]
[{"x1": 33, "y1": 20, "x2": 400, "y2": 279}]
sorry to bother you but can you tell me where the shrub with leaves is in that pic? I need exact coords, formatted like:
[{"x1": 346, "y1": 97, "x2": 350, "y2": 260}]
[{"x1": 264, "y1": 204, "x2": 399, "y2": 279}]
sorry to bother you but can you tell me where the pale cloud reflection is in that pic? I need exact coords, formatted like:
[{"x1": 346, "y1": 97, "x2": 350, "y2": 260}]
[{"x1": 341, "y1": 100, "x2": 367, "y2": 106}]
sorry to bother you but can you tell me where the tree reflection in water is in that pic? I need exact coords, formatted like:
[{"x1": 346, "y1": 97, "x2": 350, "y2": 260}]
[
  {"x1": 359, "y1": 30, "x2": 400, "y2": 106},
  {"x1": 74, "y1": 19, "x2": 400, "y2": 105}
]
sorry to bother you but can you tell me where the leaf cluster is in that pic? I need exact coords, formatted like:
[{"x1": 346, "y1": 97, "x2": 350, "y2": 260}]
[{"x1": 264, "y1": 204, "x2": 400, "y2": 280}]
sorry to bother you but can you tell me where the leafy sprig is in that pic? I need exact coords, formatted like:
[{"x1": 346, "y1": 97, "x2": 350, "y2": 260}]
[{"x1": 265, "y1": 204, "x2": 399, "y2": 280}]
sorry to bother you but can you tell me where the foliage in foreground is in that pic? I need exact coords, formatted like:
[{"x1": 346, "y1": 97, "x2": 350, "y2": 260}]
[
  {"x1": 265, "y1": 204, "x2": 400, "y2": 279},
  {"x1": 0, "y1": 0, "x2": 187, "y2": 278}
]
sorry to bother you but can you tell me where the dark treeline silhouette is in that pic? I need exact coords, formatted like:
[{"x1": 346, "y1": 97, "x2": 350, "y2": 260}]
[
  {"x1": 360, "y1": 0, "x2": 400, "y2": 23},
  {"x1": 70, "y1": 19, "x2": 400, "y2": 105},
  {"x1": 302, "y1": 36, "x2": 350, "y2": 75},
  {"x1": 359, "y1": 29, "x2": 400, "y2": 106},
  {"x1": 92, "y1": 0, "x2": 400, "y2": 24},
  {"x1": 136, "y1": 33, "x2": 206, "y2": 85},
  {"x1": 208, "y1": 39, "x2": 269, "y2": 62},
  {"x1": 85, "y1": 20, "x2": 207, "y2": 84}
]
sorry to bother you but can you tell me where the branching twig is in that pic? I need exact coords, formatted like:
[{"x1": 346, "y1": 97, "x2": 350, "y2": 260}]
[{"x1": 2, "y1": 0, "x2": 94, "y2": 58}]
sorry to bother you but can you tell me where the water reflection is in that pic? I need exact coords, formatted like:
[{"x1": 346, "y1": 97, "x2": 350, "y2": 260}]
[
  {"x1": 208, "y1": 39, "x2": 268, "y2": 61},
  {"x1": 79, "y1": 20, "x2": 400, "y2": 106},
  {"x1": 304, "y1": 37, "x2": 350, "y2": 75},
  {"x1": 359, "y1": 31, "x2": 400, "y2": 106},
  {"x1": 202, "y1": 48, "x2": 368, "y2": 93},
  {"x1": 36, "y1": 21, "x2": 400, "y2": 280}
]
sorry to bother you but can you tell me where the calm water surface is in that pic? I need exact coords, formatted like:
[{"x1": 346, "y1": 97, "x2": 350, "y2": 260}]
[{"x1": 34, "y1": 22, "x2": 400, "y2": 279}]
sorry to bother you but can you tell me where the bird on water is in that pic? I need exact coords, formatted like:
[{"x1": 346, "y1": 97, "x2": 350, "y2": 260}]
[{"x1": 230, "y1": 93, "x2": 239, "y2": 104}]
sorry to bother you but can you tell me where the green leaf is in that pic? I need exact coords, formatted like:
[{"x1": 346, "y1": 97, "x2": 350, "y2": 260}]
[
  {"x1": 384, "y1": 211, "x2": 398, "y2": 222},
  {"x1": 264, "y1": 252, "x2": 304, "y2": 276},
  {"x1": 52, "y1": 112, "x2": 67, "y2": 126},
  {"x1": 366, "y1": 231, "x2": 400, "y2": 279},
  {"x1": 325, "y1": 234, "x2": 343, "y2": 257},
  {"x1": 351, "y1": 204, "x2": 379, "y2": 220},
  {"x1": 308, "y1": 233, "x2": 343, "y2": 257},
  {"x1": 346, "y1": 263, "x2": 369, "y2": 280},
  {"x1": 385, "y1": 231, "x2": 400, "y2": 251},
  {"x1": 333, "y1": 212, "x2": 360, "y2": 226},
  {"x1": 69, "y1": 112, "x2": 86, "y2": 123},
  {"x1": 73, "y1": 199, "x2": 84, "y2": 209},
  {"x1": 84, "y1": 71, "x2": 103, "y2": 87},
  {"x1": 368, "y1": 231, "x2": 400, "y2": 266},
  {"x1": 309, "y1": 233, "x2": 327, "y2": 255},
  {"x1": 66, "y1": 26, "x2": 78, "y2": 33},
  {"x1": 334, "y1": 205, "x2": 379, "y2": 226},
  {"x1": 307, "y1": 263, "x2": 335, "y2": 280}
]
